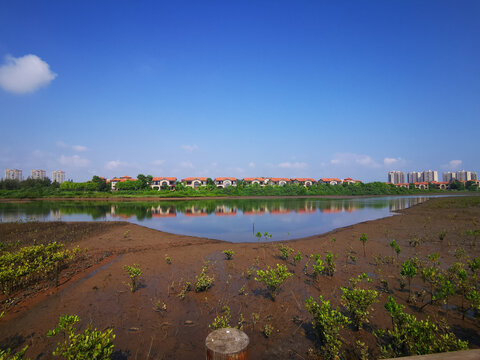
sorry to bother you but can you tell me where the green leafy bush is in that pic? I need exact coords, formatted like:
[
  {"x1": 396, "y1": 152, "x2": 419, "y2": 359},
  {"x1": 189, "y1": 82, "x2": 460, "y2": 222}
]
[
  {"x1": 209, "y1": 306, "x2": 231, "y2": 329},
  {"x1": 340, "y1": 273, "x2": 378, "y2": 329},
  {"x1": 0, "y1": 346, "x2": 28, "y2": 360},
  {"x1": 223, "y1": 249, "x2": 235, "y2": 260},
  {"x1": 278, "y1": 244, "x2": 294, "y2": 261},
  {"x1": 47, "y1": 314, "x2": 115, "y2": 360},
  {"x1": 195, "y1": 264, "x2": 214, "y2": 292},
  {"x1": 401, "y1": 259, "x2": 418, "y2": 299},
  {"x1": 255, "y1": 264, "x2": 292, "y2": 300},
  {"x1": 305, "y1": 295, "x2": 351, "y2": 360},
  {"x1": 379, "y1": 296, "x2": 468, "y2": 357},
  {"x1": 123, "y1": 264, "x2": 142, "y2": 292}
]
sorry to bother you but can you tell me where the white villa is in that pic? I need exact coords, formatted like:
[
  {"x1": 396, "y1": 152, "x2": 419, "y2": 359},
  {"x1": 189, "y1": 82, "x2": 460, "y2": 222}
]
[
  {"x1": 151, "y1": 177, "x2": 177, "y2": 190},
  {"x1": 214, "y1": 177, "x2": 237, "y2": 188},
  {"x1": 182, "y1": 177, "x2": 207, "y2": 188}
]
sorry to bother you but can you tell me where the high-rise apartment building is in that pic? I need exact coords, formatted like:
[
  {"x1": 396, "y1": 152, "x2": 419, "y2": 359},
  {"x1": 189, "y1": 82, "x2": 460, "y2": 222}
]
[
  {"x1": 408, "y1": 172, "x2": 421, "y2": 183},
  {"x1": 456, "y1": 170, "x2": 477, "y2": 182},
  {"x1": 388, "y1": 171, "x2": 405, "y2": 184},
  {"x1": 52, "y1": 170, "x2": 65, "y2": 184},
  {"x1": 31, "y1": 169, "x2": 46, "y2": 180},
  {"x1": 421, "y1": 170, "x2": 438, "y2": 183},
  {"x1": 4, "y1": 169, "x2": 22, "y2": 181},
  {"x1": 443, "y1": 172, "x2": 456, "y2": 183}
]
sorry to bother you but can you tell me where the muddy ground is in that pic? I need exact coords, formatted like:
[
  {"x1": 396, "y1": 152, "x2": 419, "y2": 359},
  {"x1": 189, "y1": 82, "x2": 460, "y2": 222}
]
[{"x1": 1, "y1": 196, "x2": 480, "y2": 359}]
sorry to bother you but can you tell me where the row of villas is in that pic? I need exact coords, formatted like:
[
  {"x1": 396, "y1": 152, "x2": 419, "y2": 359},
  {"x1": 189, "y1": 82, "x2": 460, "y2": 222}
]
[
  {"x1": 109, "y1": 176, "x2": 362, "y2": 190},
  {"x1": 392, "y1": 180, "x2": 480, "y2": 190}
]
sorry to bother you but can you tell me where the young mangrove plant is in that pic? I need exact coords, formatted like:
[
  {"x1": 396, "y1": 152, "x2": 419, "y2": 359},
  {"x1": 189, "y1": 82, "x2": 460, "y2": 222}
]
[
  {"x1": 340, "y1": 273, "x2": 378, "y2": 329},
  {"x1": 223, "y1": 249, "x2": 235, "y2": 260},
  {"x1": 400, "y1": 259, "x2": 417, "y2": 301},
  {"x1": 380, "y1": 296, "x2": 468, "y2": 357},
  {"x1": 360, "y1": 233, "x2": 367, "y2": 257},
  {"x1": 305, "y1": 295, "x2": 351, "y2": 360},
  {"x1": 263, "y1": 323, "x2": 273, "y2": 338},
  {"x1": 195, "y1": 264, "x2": 215, "y2": 292},
  {"x1": 293, "y1": 251, "x2": 302, "y2": 265},
  {"x1": 209, "y1": 306, "x2": 231, "y2": 330},
  {"x1": 255, "y1": 264, "x2": 292, "y2": 300},
  {"x1": 123, "y1": 264, "x2": 142, "y2": 292},
  {"x1": 324, "y1": 251, "x2": 336, "y2": 276},
  {"x1": 177, "y1": 281, "x2": 191, "y2": 300},
  {"x1": 47, "y1": 314, "x2": 115, "y2": 360},
  {"x1": 0, "y1": 346, "x2": 28, "y2": 360},
  {"x1": 164, "y1": 254, "x2": 172, "y2": 264},
  {"x1": 278, "y1": 244, "x2": 294, "y2": 261}
]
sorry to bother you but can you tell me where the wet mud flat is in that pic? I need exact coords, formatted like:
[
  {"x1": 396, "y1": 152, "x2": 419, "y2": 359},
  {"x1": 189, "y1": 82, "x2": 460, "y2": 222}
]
[{"x1": 1, "y1": 196, "x2": 480, "y2": 359}]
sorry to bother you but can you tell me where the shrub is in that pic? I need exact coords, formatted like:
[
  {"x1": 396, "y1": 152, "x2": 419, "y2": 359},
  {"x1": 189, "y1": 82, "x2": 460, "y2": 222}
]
[
  {"x1": 401, "y1": 259, "x2": 417, "y2": 300},
  {"x1": 209, "y1": 306, "x2": 231, "y2": 329},
  {"x1": 360, "y1": 233, "x2": 367, "y2": 257},
  {"x1": 278, "y1": 244, "x2": 294, "y2": 261},
  {"x1": 324, "y1": 251, "x2": 336, "y2": 276},
  {"x1": 255, "y1": 264, "x2": 292, "y2": 300},
  {"x1": 0, "y1": 346, "x2": 28, "y2": 360},
  {"x1": 293, "y1": 251, "x2": 302, "y2": 265},
  {"x1": 380, "y1": 296, "x2": 468, "y2": 357},
  {"x1": 123, "y1": 264, "x2": 142, "y2": 292},
  {"x1": 223, "y1": 249, "x2": 235, "y2": 260},
  {"x1": 47, "y1": 314, "x2": 115, "y2": 360},
  {"x1": 340, "y1": 273, "x2": 378, "y2": 329},
  {"x1": 195, "y1": 265, "x2": 214, "y2": 292},
  {"x1": 305, "y1": 295, "x2": 351, "y2": 360}
]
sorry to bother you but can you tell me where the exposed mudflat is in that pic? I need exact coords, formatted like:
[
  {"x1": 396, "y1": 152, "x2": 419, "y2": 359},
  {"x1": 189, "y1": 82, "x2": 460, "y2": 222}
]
[{"x1": 1, "y1": 196, "x2": 480, "y2": 359}]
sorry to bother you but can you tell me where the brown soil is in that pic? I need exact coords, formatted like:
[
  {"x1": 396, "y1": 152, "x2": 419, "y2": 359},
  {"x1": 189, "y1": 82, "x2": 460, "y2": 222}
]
[{"x1": 1, "y1": 197, "x2": 480, "y2": 359}]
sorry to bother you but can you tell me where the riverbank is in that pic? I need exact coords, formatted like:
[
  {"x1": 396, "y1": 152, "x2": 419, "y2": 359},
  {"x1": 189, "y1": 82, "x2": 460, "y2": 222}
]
[{"x1": 1, "y1": 196, "x2": 479, "y2": 359}]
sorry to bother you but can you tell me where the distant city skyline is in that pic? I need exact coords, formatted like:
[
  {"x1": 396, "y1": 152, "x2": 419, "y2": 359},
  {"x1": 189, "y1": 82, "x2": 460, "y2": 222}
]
[{"x1": 1, "y1": 1, "x2": 478, "y2": 182}]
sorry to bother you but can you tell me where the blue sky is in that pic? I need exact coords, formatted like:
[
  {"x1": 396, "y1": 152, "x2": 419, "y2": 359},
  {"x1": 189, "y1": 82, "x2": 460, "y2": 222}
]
[{"x1": 0, "y1": 1, "x2": 478, "y2": 182}]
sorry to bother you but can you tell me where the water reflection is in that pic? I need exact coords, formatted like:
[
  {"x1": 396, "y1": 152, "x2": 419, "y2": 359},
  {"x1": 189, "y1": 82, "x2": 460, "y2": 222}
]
[{"x1": 0, "y1": 196, "x2": 432, "y2": 242}]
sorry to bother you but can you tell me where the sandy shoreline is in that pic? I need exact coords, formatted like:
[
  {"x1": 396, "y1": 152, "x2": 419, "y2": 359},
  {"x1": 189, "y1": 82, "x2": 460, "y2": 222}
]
[{"x1": 1, "y1": 196, "x2": 479, "y2": 359}]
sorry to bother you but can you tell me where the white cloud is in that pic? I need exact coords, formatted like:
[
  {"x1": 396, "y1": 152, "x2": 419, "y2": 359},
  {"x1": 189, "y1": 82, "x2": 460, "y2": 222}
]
[
  {"x1": 105, "y1": 160, "x2": 128, "y2": 170},
  {"x1": 443, "y1": 159, "x2": 462, "y2": 170},
  {"x1": 72, "y1": 145, "x2": 87, "y2": 152},
  {"x1": 330, "y1": 153, "x2": 380, "y2": 168},
  {"x1": 152, "y1": 159, "x2": 165, "y2": 166},
  {"x1": 248, "y1": 162, "x2": 255, "y2": 168},
  {"x1": 59, "y1": 155, "x2": 90, "y2": 168},
  {"x1": 278, "y1": 162, "x2": 308, "y2": 169},
  {"x1": 0, "y1": 54, "x2": 57, "y2": 94},
  {"x1": 384, "y1": 157, "x2": 402, "y2": 166},
  {"x1": 180, "y1": 161, "x2": 194, "y2": 169},
  {"x1": 57, "y1": 141, "x2": 68, "y2": 148},
  {"x1": 181, "y1": 144, "x2": 198, "y2": 152}
]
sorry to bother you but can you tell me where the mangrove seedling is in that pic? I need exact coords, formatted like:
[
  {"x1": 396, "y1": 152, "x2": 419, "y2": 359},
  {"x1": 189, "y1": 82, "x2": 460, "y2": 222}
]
[
  {"x1": 195, "y1": 265, "x2": 215, "y2": 292},
  {"x1": 400, "y1": 259, "x2": 417, "y2": 300},
  {"x1": 293, "y1": 251, "x2": 302, "y2": 265},
  {"x1": 209, "y1": 306, "x2": 231, "y2": 330},
  {"x1": 47, "y1": 314, "x2": 115, "y2": 360},
  {"x1": 263, "y1": 323, "x2": 273, "y2": 338},
  {"x1": 255, "y1": 264, "x2": 293, "y2": 301},
  {"x1": 123, "y1": 264, "x2": 142, "y2": 292},
  {"x1": 278, "y1": 244, "x2": 294, "y2": 261},
  {"x1": 165, "y1": 254, "x2": 172, "y2": 264},
  {"x1": 340, "y1": 273, "x2": 378, "y2": 329},
  {"x1": 177, "y1": 281, "x2": 191, "y2": 300},
  {"x1": 360, "y1": 233, "x2": 367, "y2": 257},
  {"x1": 223, "y1": 249, "x2": 235, "y2": 260},
  {"x1": 305, "y1": 295, "x2": 351, "y2": 360},
  {"x1": 324, "y1": 251, "x2": 336, "y2": 276}
]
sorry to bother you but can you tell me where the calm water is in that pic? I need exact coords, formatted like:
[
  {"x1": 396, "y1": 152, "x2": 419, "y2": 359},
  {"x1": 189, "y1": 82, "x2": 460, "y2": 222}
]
[{"x1": 0, "y1": 196, "x2": 436, "y2": 242}]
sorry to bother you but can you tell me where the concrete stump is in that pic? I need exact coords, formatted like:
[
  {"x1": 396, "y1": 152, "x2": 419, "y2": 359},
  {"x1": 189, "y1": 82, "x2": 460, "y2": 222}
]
[{"x1": 206, "y1": 327, "x2": 249, "y2": 360}]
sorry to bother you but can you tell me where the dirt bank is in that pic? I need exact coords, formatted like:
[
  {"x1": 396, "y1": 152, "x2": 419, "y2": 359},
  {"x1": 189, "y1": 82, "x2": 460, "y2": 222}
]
[{"x1": 1, "y1": 196, "x2": 479, "y2": 359}]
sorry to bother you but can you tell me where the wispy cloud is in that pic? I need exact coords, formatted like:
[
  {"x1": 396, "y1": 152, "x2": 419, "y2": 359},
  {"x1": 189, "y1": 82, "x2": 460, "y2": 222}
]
[
  {"x1": 180, "y1": 161, "x2": 194, "y2": 169},
  {"x1": 0, "y1": 54, "x2": 57, "y2": 94},
  {"x1": 152, "y1": 159, "x2": 165, "y2": 166},
  {"x1": 59, "y1": 155, "x2": 90, "y2": 167},
  {"x1": 278, "y1": 162, "x2": 307, "y2": 169},
  {"x1": 57, "y1": 141, "x2": 87, "y2": 152},
  {"x1": 181, "y1": 144, "x2": 198, "y2": 152},
  {"x1": 72, "y1": 145, "x2": 87, "y2": 152},
  {"x1": 105, "y1": 160, "x2": 129, "y2": 170},
  {"x1": 383, "y1": 157, "x2": 403, "y2": 166},
  {"x1": 248, "y1": 162, "x2": 255, "y2": 168},
  {"x1": 442, "y1": 159, "x2": 462, "y2": 170},
  {"x1": 330, "y1": 153, "x2": 380, "y2": 168}
]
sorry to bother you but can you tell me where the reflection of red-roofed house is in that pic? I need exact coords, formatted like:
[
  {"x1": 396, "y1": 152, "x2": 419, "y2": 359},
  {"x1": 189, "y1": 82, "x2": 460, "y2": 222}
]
[
  {"x1": 152, "y1": 213, "x2": 177, "y2": 218},
  {"x1": 296, "y1": 208, "x2": 316, "y2": 214},
  {"x1": 184, "y1": 207, "x2": 208, "y2": 216},
  {"x1": 182, "y1": 177, "x2": 207, "y2": 188},
  {"x1": 215, "y1": 211, "x2": 237, "y2": 216},
  {"x1": 270, "y1": 209, "x2": 292, "y2": 215},
  {"x1": 322, "y1": 208, "x2": 342, "y2": 213},
  {"x1": 110, "y1": 176, "x2": 135, "y2": 190},
  {"x1": 243, "y1": 177, "x2": 267, "y2": 186},
  {"x1": 414, "y1": 182, "x2": 429, "y2": 190},
  {"x1": 291, "y1": 178, "x2": 316, "y2": 186},
  {"x1": 430, "y1": 181, "x2": 449, "y2": 190},
  {"x1": 116, "y1": 214, "x2": 134, "y2": 219},
  {"x1": 151, "y1": 177, "x2": 177, "y2": 190},
  {"x1": 269, "y1": 178, "x2": 291, "y2": 186},
  {"x1": 184, "y1": 212, "x2": 208, "y2": 217},
  {"x1": 215, "y1": 177, "x2": 237, "y2": 188},
  {"x1": 151, "y1": 206, "x2": 177, "y2": 217},
  {"x1": 215, "y1": 205, "x2": 237, "y2": 216},
  {"x1": 243, "y1": 210, "x2": 265, "y2": 215},
  {"x1": 319, "y1": 178, "x2": 342, "y2": 185}
]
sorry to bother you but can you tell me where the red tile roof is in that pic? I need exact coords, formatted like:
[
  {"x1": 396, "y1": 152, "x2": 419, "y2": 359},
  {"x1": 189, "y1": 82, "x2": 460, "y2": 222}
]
[
  {"x1": 152, "y1": 177, "x2": 177, "y2": 181},
  {"x1": 291, "y1": 178, "x2": 316, "y2": 182},
  {"x1": 182, "y1": 177, "x2": 207, "y2": 182},
  {"x1": 243, "y1": 177, "x2": 265, "y2": 182},
  {"x1": 269, "y1": 178, "x2": 290, "y2": 182},
  {"x1": 320, "y1": 178, "x2": 342, "y2": 182},
  {"x1": 215, "y1": 177, "x2": 236, "y2": 181}
]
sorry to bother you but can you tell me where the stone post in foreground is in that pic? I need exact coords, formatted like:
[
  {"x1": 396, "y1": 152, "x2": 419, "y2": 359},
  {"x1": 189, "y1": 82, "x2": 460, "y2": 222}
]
[{"x1": 205, "y1": 327, "x2": 249, "y2": 360}]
